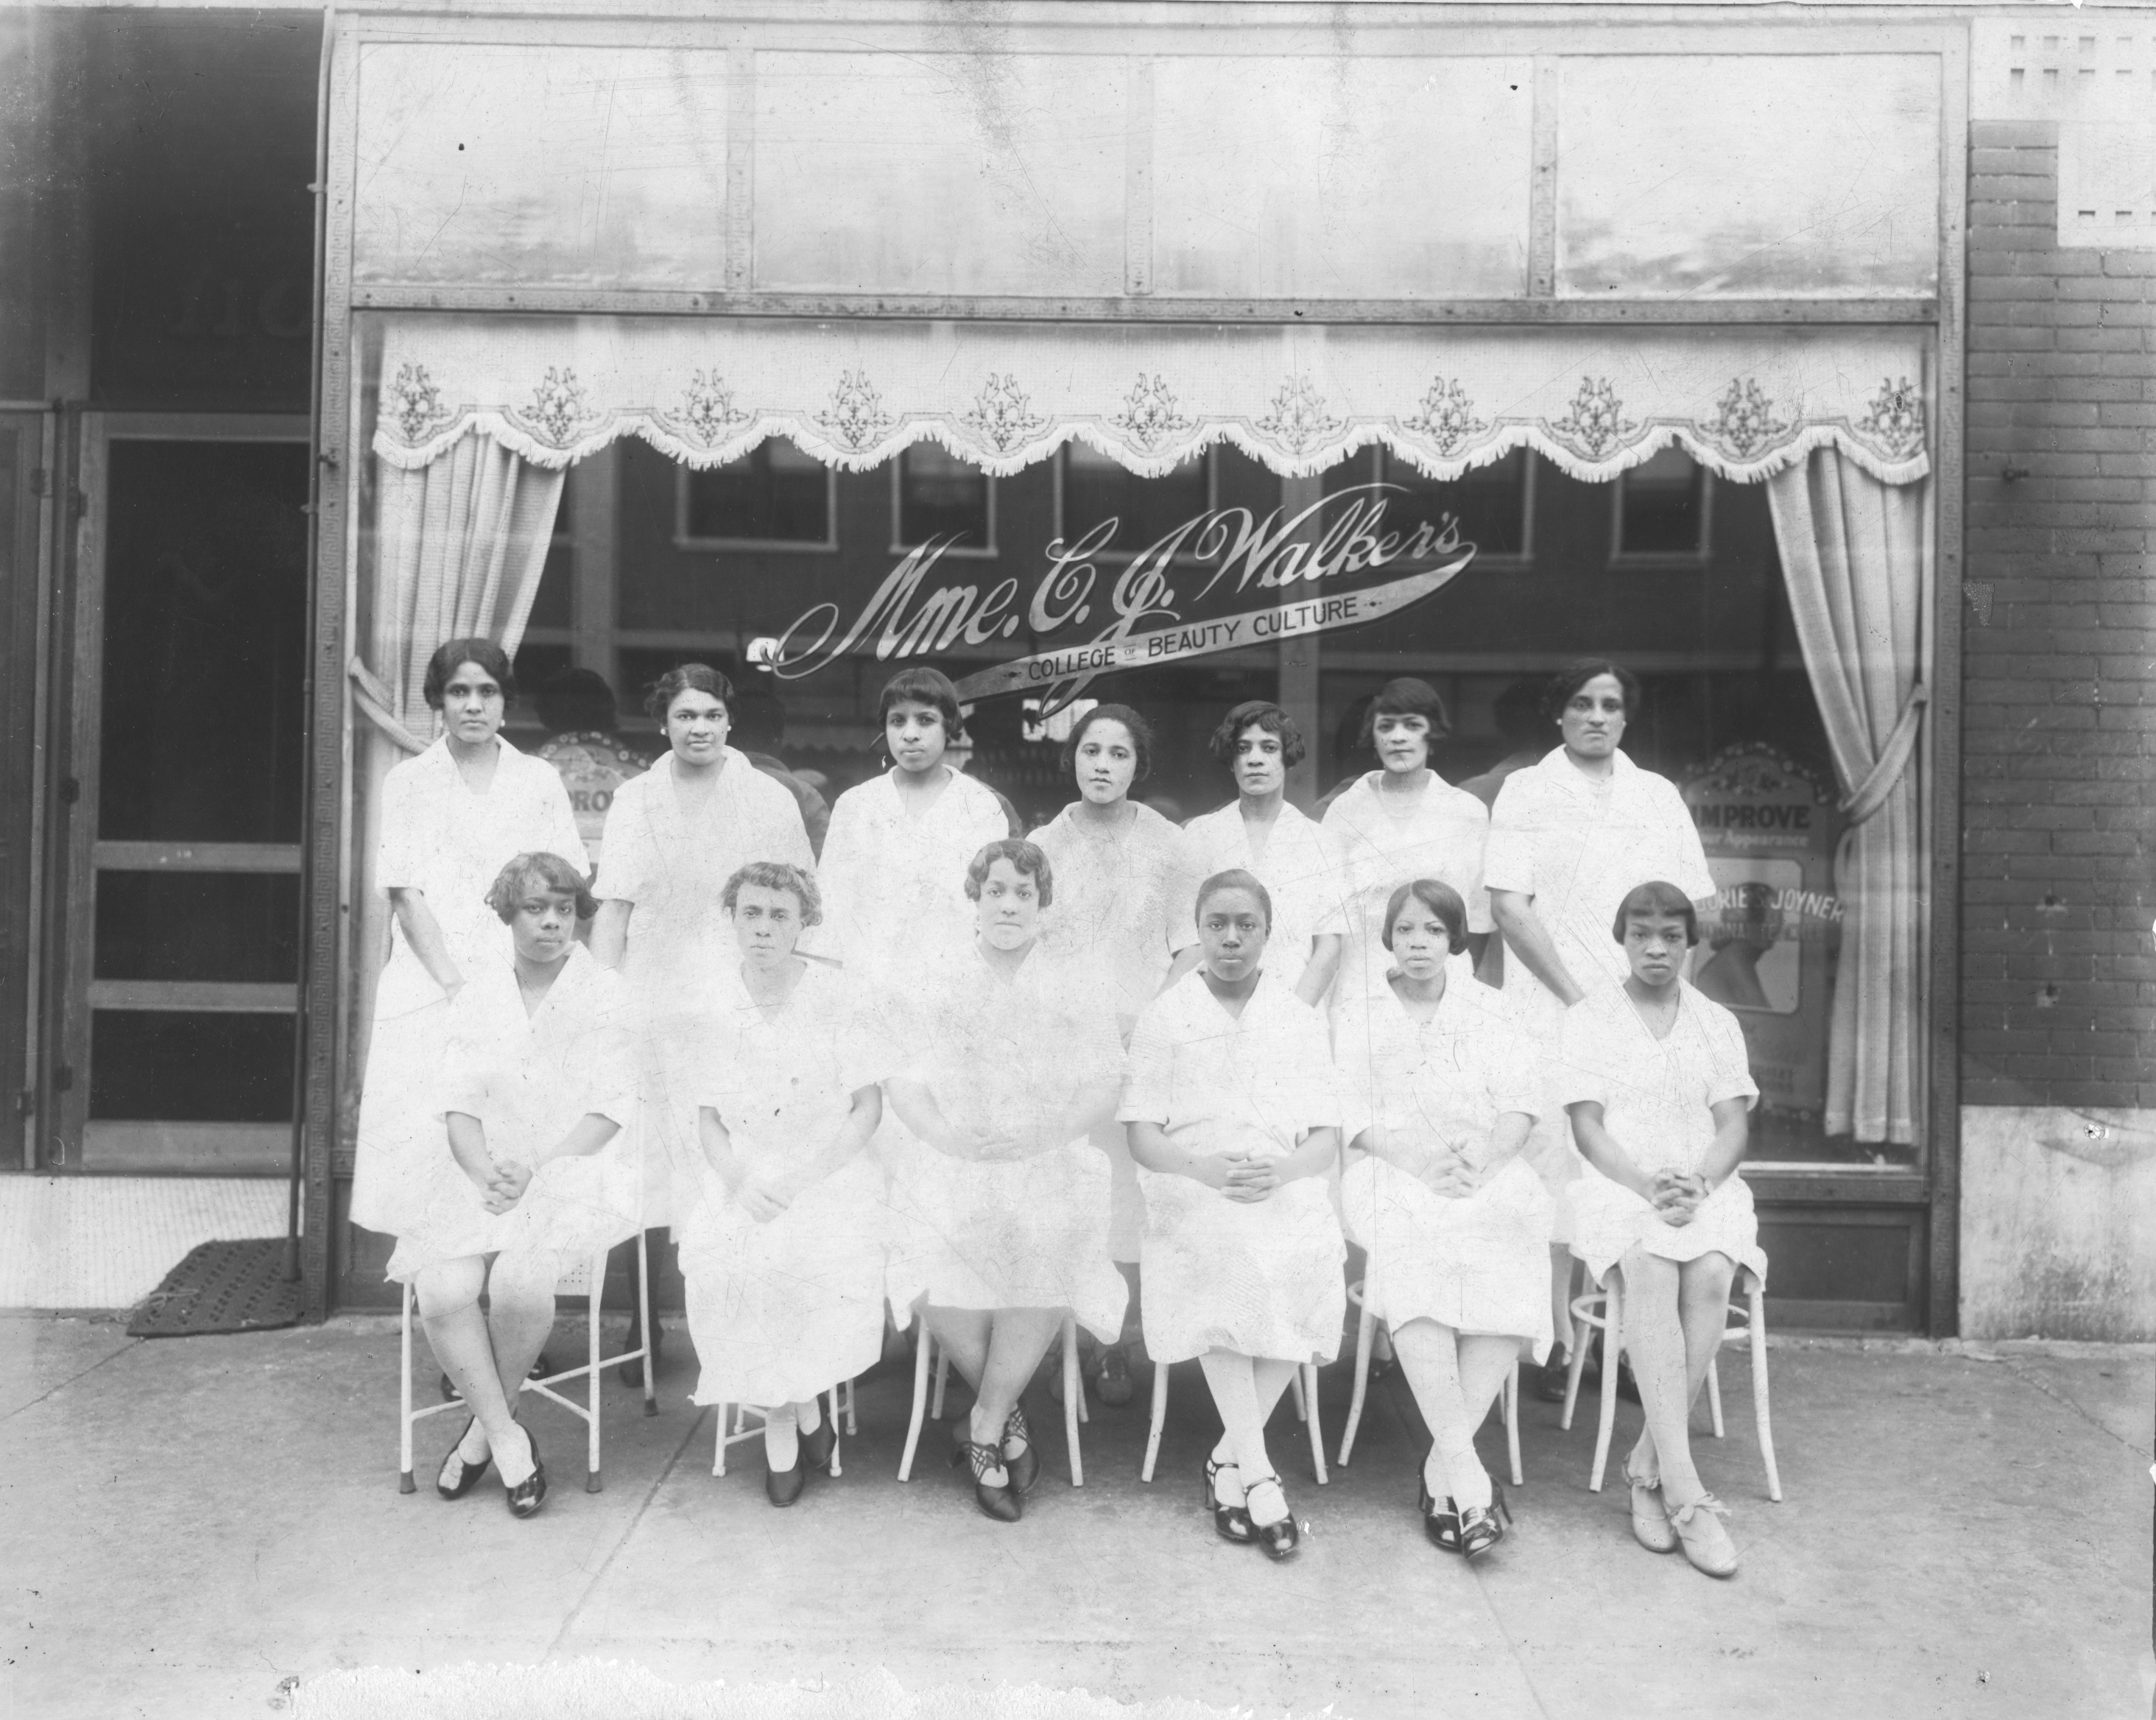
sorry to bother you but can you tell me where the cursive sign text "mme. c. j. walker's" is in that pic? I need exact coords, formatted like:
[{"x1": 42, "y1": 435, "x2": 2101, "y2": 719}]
[{"x1": 768, "y1": 483, "x2": 1479, "y2": 712}]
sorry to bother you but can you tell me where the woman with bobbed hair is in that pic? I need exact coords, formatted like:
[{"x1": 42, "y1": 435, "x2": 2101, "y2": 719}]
[
  {"x1": 1183, "y1": 700, "x2": 1350, "y2": 1008},
  {"x1": 1321, "y1": 677, "x2": 1494, "y2": 1021},
  {"x1": 1122, "y1": 868, "x2": 1346, "y2": 1561},
  {"x1": 880, "y1": 838, "x2": 1130, "y2": 1523},
  {"x1": 1029, "y1": 702, "x2": 1204, "y2": 1403},
  {"x1": 1336, "y1": 878, "x2": 1551, "y2": 1561},
  {"x1": 592, "y1": 663, "x2": 813, "y2": 1233},
  {"x1": 1482, "y1": 659, "x2": 1718, "y2": 1393},
  {"x1": 677, "y1": 861, "x2": 889, "y2": 1506},
  {"x1": 351, "y1": 638, "x2": 590, "y2": 1261},
  {"x1": 398, "y1": 851, "x2": 643, "y2": 1520},
  {"x1": 809, "y1": 666, "x2": 1010, "y2": 988}
]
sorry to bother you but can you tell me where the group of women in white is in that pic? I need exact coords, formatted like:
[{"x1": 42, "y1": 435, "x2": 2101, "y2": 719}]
[{"x1": 353, "y1": 636, "x2": 1762, "y2": 1580}]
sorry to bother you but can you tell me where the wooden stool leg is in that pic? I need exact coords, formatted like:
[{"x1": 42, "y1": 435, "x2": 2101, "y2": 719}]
[
  {"x1": 1289, "y1": 1367, "x2": 1308, "y2": 1423},
  {"x1": 398, "y1": 1282, "x2": 417, "y2": 1494},
  {"x1": 1560, "y1": 1277, "x2": 1594, "y2": 1431},
  {"x1": 1588, "y1": 1277, "x2": 1622, "y2": 1494},
  {"x1": 898, "y1": 1329, "x2": 932, "y2": 1481},
  {"x1": 1062, "y1": 1315, "x2": 1085, "y2": 1487},
  {"x1": 845, "y1": 1375, "x2": 858, "y2": 1437},
  {"x1": 1505, "y1": 1358, "x2": 1523, "y2": 1487},
  {"x1": 713, "y1": 1405, "x2": 728, "y2": 1477},
  {"x1": 1748, "y1": 1277, "x2": 1783, "y2": 1501},
  {"x1": 637, "y1": 1230, "x2": 657, "y2": 1416},
  {"x1": 1303, "y1": 1364, "x2": 1328, "y2": 1484},
  {"x1": 930, "y1": 1346, "x2": 949, "y2": 1420},
  {"x1": 826, "y1": 1387, "x2": 845, "y2": 1478},
  {"x1": 1706, "y1": 1356, "x2": 1726, "y2": 1439},
  {"x1": 1141, "y1": 1355, "x2": 1168, "y2": 1482},
  {"x1": 586, "y1": 1251, "x2": 605, "y2": 1492},
  {"x1": 1339, "y1": 1292, "x2": 1376, "y2": 1466}
]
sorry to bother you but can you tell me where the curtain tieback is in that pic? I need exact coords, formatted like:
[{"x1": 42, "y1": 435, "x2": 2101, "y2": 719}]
[
  {"x1": 347, "y1": 656, "x2": 429, "y2": 755},
  {"x1": 1839, "y1": 683, "x2": 1928, "y2": 828}
]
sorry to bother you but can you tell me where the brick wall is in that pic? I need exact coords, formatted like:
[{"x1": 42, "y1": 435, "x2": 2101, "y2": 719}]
[{"x1": 1963, "y1": 119, "x2": 2156, "y2": 1110}]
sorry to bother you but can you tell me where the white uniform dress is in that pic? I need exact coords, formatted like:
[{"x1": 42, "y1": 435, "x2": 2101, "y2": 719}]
[
  {"x1": 881, "y1": 940, "x2": 1131, "y2": 1342},
  {"x1": 1556, "y1": 981, "x2": 1765, "y2": 1286},
  {"x1": 807, "y1": 768, "x2": 1009, "y2": 988},
  {"x1": 1181, "y1": 800, "x2": 1351, "y2": 998},
  {"x1": 1118, "y1": 970, "x2": 1347, "y2": 1366},
  {"x1": 595, "y1": 748, "x2": 814, "y2": 1225},
  {"x1": 1031, "y1": 802, "x2": 1205, "y2": 1262},
  {"x1": 1482, "y1": 747, "x2": 1717, "y2": 1210},
  {"x1": 676, "y1": 962, "x2": 892, "y2": 1409},
  {"x1": 350, "y1": 736, "x2": 588, "y2": 1243},
  {"x1": 384, "y1": 945, "x2": 642, "y2": 1281},
  {"x1": 1336, "y1": 978, "x2": 1554, "y2": 1361},
  {"x1": 1321, "y1": 771, "x2": 1492, "y2": 1016}
]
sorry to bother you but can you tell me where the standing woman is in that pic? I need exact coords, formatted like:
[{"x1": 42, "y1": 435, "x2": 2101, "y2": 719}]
[
  {"x1": 1030, "y1": 704, "x2": 1204, "y2": 1403},
  {"x1": 398, "y1": 852, "x2": 643, "y2": 1518},
  {"x1": 1182, "y1": 700, "x2": 1348, "y2": 1008},
  {"x1": 350, "y1": 639, "x2": 589, "y2": 1254},
  {"x1": 678, "y1": 862, "x2": 888, "y2": 1507},
  {"x1": 1560, "y1": 881, "x2": 1761, "y2": 1579},
  {"x1": 1482, "y1": 660, "x2": 1718, "y2": 1389},
  {"x1": 1321, "y1": 678, "x2": 1493, "y2": 1018},
  {"x1": 1336, "y1": 880, "x2": 1551, "y2": 1560},
  {"x1": 592, "y1": 665, "x2": 814, "y2": 1238},
  {"x1": 881, "y1": 839, "x2": 1130, "y2": 1523},
  {"x1": 810, "y1": 667, "x2": 1010, "y2": 988},
  {"x1": 1122, "y1": 870, "x2": 1346, "y2": 1561}
]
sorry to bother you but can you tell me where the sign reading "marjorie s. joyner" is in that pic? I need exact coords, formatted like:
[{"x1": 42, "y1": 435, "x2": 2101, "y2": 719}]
[{"x1": 767, "y1": 482, "x2": 1479, "y2": 716}]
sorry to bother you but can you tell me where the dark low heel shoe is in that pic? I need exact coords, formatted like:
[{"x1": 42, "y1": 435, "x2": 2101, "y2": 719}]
[
  {"x1": 1246, "y1": 1476, "x2": 1300, "y2": 1562},
  {"x1": 504, "y1": 1428, "x2": 547, "y2": 1520},
  {"x1": 952, "y1": 1438, "x2": 1021, "y2": 1523},
  {"x1": 1002, "y1": 1405, "x2": 1040, "y2": 1496},
  {"x1": 766, "y1": 1450, "x2": 806, "y2": 1506},
  {"x1": 1459, "y1": 1479, "x2": 1512, "y2": 1559},
  {"x1": 1417, "y1": 1474, "x2": 1462, "y2": 1554},
  {"x1": 801, "y1": 1415, "x2": 838, "y2": 1477},
  {"x1": 436, "y1": 1418, "x2": 491, "y2": 1501},
  {"x1": 1205, "y1": 1458, "x2": 1255, "y2": 1545}
]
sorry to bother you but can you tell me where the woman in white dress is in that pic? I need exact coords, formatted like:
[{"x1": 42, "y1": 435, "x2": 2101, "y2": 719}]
[
  {"x1": 1122, "y1": 870, "x2": 1345, "y2": 1561},
  {"x1": 809, "y1": 668, "x2": 1010, "y2": 989},
  {"x1": 399, "y1": 852, "x2": 643, "y2": 1520},
  {"x1": 1183, "y1": 700, "x2": 1348, "y2": 1007},
  {"x1": 350, "y1": 639, "x2": 589, "y2": 1253},
  {"x1": 1337, "y1": 879, "x2": 1551, "y2": 1560},
  {"x1": 1030, "y1": 703, "x2": 1204, "y2": 1403},
  {"x1": 1560, "y1": 881, "x2": 1761, "y2": 1580},
  {"x1": 1321, "y1": 678, "x2": 1493, "y2": 1018},
  {"x1": 881, "y1": 839, "x2": 1130, "y2": 1523},
  {"x1": 677, "y1": 862, "x2": 887, "y2": 1507},
  {"x1": 591, "y1": 663, "x2": 814, "y2": 1244},
  {"x1": 1483, "y1": 660, "x2": 1719, "y2": 1390}
]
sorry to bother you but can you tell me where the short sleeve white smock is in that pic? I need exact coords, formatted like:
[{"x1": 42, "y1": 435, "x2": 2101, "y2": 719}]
[
  {"x1": 1180, "y1": 800, "x2": 1351, "y2": 997},
  {"x1": 1321, "y1": 771, "x2": 1492, "y2": 1016}
]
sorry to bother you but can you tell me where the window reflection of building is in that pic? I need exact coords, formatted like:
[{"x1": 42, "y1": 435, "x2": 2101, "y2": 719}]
[
  {"x1": 1057, "y1": 445, "x2": 1213, "y2": 556},
  {"x1": 892, "y1": 443, "x2": 994, "y2": 554},
  {"x1": 678, "y1": 438, "x2": 835, "y2": 549},
  {"x1": 1322, "y1": 446, "x2": 1534, "y2": 560},
  {"x1": 1612, "y1": 445, "x2": 1711, "y2": 560}
]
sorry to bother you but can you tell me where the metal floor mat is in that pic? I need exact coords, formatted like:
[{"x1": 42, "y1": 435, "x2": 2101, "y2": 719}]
[{"x1": 127, "y1": 1237, "x2": 303, "y2": 1337}]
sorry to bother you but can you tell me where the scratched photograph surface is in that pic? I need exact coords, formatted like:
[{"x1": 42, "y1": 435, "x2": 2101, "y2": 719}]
[{"x1": 3, "y1": 4, "x2": 2153, "y2": 1719}]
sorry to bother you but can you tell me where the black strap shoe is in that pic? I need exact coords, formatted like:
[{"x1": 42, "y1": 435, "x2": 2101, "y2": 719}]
[
  {"x1": 801, "y1": 1414, "x2": 839, "y2": 1477},
  {"x1": 1205, "y1": 1458, "x2": 1255, "y2": 1545},
  {"x1": 951, "y1": 1438, "x2": 1021, "y2": 1522},
  {"x1": 504, "y1": 1428, "x2": 547, "y2": 1520},
  {"x1": 1417, "y1": 1474, "x2": 1462, "y2": 1554},
  {"x1": 436, "y1": 1418, "x2": 492, "y2": 1501},
  {"x1": 1246, "y1": 1475, "x2": 1300, "y2": 1561},
  {"x1": 1002, "y1": 1405, "x2": 1041, "y2": 1495}
]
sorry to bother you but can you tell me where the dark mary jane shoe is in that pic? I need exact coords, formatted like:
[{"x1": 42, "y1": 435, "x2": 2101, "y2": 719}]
[
  {"x1": 801, "y1": 1414, "x2": 839, "y2": 1478},
  {"x1": 1458, "y1": 1481, "x2": 1513, "y2": 1560},
  {"x1": 436, "y1": 1418, "x2": 491, "y2": 1501},
  {"x1": 1417, "y1": 1474, "x2": 1462, "y2": 1554},
  {"x1": 1002, "y1": 1405, "x2": 1041, "y2": 1496},
  {"x1": 766, "y1": 1450, "x2": 807, "y2": 1507},
  {"x1": 1205, "y1": 1458, "x2": 1255, "y2": 1545},
  {"x1": 1247, "y1": 1476, "x2": 1301, "y2": 1562},
  {"x1": 504, "y1": 1429, "x2": 548, "y2": 1520},
  {"x1": 951, "y1": 1438, "x2": 1021, "y2": 1523}
]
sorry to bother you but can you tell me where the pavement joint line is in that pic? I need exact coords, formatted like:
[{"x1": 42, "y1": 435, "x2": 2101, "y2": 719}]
[
  {"x1": 0, "y1": 1333, "x2": 144, "y2": 1426},
  {"x1": 544, "y1": 1398, "x2": 709, "y2": 1659},
  {"x1": 1995, "y1": 1355, "x2": 2155, "y2": 1459}
]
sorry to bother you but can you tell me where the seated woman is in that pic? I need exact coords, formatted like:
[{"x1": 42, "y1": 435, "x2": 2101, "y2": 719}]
[
  {"x1": 1560, "y1": 880, "x2": 1763, "y2": 1579},
  {"x1": 1336, "y1": 879, "x2": 1551, "y2": 1560},
  {"x1": 881, "y1": 839, "x2": 1130, "y2": 1523},
  {"x1": 1121, "y1": 869, "x2": 1345, "y2": 1562},
  {"x1": 677, "y1": 862, "x2": 888, "y2": 1507},
  {"x1": 395, "y1": 851, "x2": 643, "y2": 1520}
]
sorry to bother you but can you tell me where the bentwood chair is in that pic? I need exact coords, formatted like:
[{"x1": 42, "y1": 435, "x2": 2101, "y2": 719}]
[
  {"x1": 1335, "y1": 1277, "x2": 1522, "y2": 1484},
  {"x1": 1141, "y1": 1353, "x2": 1328, "y2": 1485},
  {"x1": 1560, "y1": 1256, "x2": 1783, "y2": 1503},
  {"x1": 399, "y1": 1231, "x2": 657, "y2": 1495},
  {"x1": 898, "y1": 1314, "x2": 1088, "y2": 1485}
]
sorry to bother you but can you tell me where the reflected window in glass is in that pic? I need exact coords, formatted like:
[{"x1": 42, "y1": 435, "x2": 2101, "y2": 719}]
[
  {"x1": 1613, "y1": 446, "x2": 1711, "y2": 560},
  {"x1": 893, "y1": 444, "x2": 994, "y2": 554},
  {"x1": 680, "y1": 438, "x2": 834, "y2": 547},
  {"x1": 1322, "y1": 446, "x2": 1532, "y2": 560},
  {"x1": 1057, "y1": 445, "x2": 1213, "y2": 557}
]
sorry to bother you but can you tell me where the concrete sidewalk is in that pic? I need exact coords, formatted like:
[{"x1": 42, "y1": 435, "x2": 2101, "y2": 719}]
[{"x1": 3, "y1": 1311, "x2": 2150, "y2": 1720}]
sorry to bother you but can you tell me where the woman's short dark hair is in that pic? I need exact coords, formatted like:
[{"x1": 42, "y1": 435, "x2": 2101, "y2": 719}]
[
  {"x1": 965, "y1": 838, "x2": 1054, "y2": 908},
  {"x1": 1196, "y1": 867, "x2": 1273, "y2": 931},
  {"x1": 1612, "y1": 879, "x2": 1699, "y2": 946},
  {"x1": 878, "y1": 667, "x2": 964, "y2": 739},
  {"x1": 644, "y1": 663, "x2": 734, "y2": 722},
  {"x1": 1381, "y1": 878, "x2": 1466, "y2": 951},
  {"x1": 423, "y1": 638, "x2": 516, "y2": 711},
  {"x1": 485, "y1": 850, "x2": 596, "y2": 923},
  {"x1": 1208, "y1": 700, "x2": 1306, "y2": 771},
  {"x1": 1358, "y1": 677, "x2": 1450, "y2": 749},
  {"x1": 1544, "y1": 658, "x2": 1642, "y2": 725},
  {"x1": 721, "y1": 860, "x2": 823, "y2": 928},
  {"x1": 1062, "y1": 702, "x2": 1153, "y2": 783}
]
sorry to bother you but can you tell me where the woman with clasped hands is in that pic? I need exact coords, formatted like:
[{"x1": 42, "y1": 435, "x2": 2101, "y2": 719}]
[{"x1": 879, "y1": 839, "x2": 1130, "y2": 1523}]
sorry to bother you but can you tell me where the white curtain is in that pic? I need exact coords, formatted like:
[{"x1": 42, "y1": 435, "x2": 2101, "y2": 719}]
[
  {"x1": 1766, "y1": 449, "x2": 1926, "y2": 1146},
  {"x1": 341, "y1": 439, "x2": 565, "y2": 1132}
]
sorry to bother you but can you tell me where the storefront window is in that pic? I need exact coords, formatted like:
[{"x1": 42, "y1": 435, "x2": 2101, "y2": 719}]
[
  {"x1": 892, "y1": 443, "x2": 994, "y2": 554},
  {"x1": 680, "y1": 437, "x2": 834, "y2": 548},
  {"x1": 1058, "y1": 445, "x2": 1213, "y2": 556},
  {"x1": 1322, "y1": 446, "x2": 1534, "y2": 560},
  {"x1": 1613, "y1": 445, "x2": 1710, "y2": 560}
]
